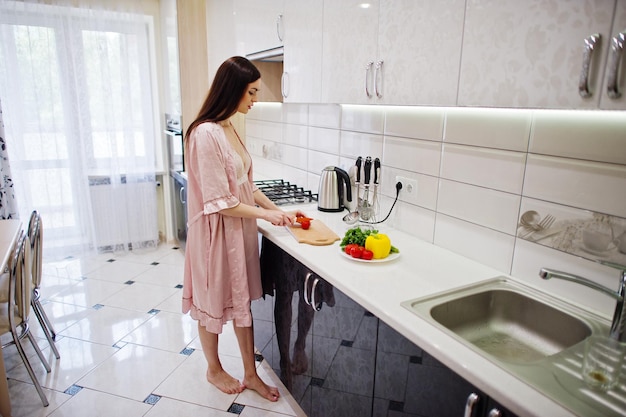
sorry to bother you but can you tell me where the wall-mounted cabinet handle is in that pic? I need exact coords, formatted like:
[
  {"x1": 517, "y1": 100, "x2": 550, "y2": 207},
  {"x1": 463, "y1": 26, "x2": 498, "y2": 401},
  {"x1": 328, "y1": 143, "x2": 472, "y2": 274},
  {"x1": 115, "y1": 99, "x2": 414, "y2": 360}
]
[
  {"x1": 464, "y1": 392, "x2": 480, "y2": 417},
  {"x1": 365, "y1": 61, "x2": 374, "y2": 98},
  {"x1": 607, "y1": 31, "x2": 625, "y2": 99},
  {"x1": 276, "y1": 14, "x2": 284, "y2": 42},
  {"x1": 375, "y1": 60, "x2": 384, "y2": 98},
  {"x1": 303, "y1": 271, "x2": 313, "y2": 306},
  {"x1": 179, "y1": 186, "x2": 186, "y2": 204},
  {"x1": 310, "y1": 277, "x2": 322, "y2": 311},
  {"x1": 281, "y1": 71, "x2": 289, "y2": 98},
  {"x1": 487, "y1": 408, "x2": 502, "y2": 417},
  {"x1": 578, "y1": 33, "x2": 600, "y2": 98}
]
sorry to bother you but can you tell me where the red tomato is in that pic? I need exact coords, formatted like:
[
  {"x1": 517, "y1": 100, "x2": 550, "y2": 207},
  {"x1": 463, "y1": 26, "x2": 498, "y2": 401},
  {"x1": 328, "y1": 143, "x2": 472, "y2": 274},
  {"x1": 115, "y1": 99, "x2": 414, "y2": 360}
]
[
  {"x1": 350, "y1": 245, "x2": 364, "y2": 259},
  {"x1": 300, "y1": 219, "x2": 311, "y2": 230},
  {"x1": 361, "y1": 249, "x2": 374, "y2": 260},
  {"x1": 344, "y1": 243, "x2": 358, "y2": 255}
]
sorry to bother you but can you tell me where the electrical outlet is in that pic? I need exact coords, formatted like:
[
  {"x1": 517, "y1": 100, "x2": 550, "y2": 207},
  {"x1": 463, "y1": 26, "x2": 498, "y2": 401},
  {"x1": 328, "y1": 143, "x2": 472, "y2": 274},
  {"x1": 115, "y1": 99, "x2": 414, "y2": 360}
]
[
  {"x1": 395, "y1": 176, "x2": 418, "y2": 204},
  {"x1": 396, "y1": 176, "x2": 417, "y2": 194}
]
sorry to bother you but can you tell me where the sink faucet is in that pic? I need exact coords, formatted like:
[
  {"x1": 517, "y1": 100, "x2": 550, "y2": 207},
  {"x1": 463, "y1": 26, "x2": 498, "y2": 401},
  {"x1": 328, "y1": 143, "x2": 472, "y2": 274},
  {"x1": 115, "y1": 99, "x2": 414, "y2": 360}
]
[{"x1": 539, "y1": 267, "x2": 626, "y2": 342}]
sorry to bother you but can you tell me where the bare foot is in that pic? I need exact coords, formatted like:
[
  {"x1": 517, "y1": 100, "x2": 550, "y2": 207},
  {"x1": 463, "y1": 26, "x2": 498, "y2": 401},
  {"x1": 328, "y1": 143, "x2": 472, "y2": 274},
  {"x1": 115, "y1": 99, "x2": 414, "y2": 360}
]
[
  {"x1": 206, "y1": 369, "x2": 243, "y2": 394},
  {"x1": 243, "y1": 374, "x2": 280, "y2": 402}
]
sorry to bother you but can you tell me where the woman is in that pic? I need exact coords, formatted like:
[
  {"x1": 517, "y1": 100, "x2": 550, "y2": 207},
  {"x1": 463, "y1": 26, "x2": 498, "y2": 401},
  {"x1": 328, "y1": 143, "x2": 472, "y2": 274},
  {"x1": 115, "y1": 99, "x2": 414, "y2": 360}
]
[{"x1": 182, "y1": 56, "x2": 304, "y2": 401}]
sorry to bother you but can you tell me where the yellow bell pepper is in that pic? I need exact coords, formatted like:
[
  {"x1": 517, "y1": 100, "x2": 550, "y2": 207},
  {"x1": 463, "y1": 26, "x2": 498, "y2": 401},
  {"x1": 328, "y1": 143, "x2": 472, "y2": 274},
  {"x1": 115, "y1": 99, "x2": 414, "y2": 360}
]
[{"x1": 365, "y1": 233, "x2": 391, "y2": 259}]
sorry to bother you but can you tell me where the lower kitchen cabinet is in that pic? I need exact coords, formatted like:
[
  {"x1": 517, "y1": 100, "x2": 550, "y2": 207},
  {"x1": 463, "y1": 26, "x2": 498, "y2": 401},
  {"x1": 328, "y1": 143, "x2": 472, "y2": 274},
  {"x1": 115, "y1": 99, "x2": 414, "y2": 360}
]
[
  {"x1": 255, "y1": 238, "x2": 518, "y2": 417},
  {"x1": 257, "y1": 237, "x2": 378, "y2": 417}
]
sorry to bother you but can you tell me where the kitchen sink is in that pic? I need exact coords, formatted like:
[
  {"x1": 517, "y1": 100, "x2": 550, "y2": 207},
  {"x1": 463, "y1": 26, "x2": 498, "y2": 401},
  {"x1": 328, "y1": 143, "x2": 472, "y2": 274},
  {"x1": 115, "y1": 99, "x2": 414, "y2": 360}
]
[
  {"x1": 429, "y1": 288, "x2": 591, "y2": 363},
  {"x1": 402, "y1": 277, "x2": 605, "y2": 364},
  {"x1": 402, "y1": 277, "x2": 626, "y2": 416}
]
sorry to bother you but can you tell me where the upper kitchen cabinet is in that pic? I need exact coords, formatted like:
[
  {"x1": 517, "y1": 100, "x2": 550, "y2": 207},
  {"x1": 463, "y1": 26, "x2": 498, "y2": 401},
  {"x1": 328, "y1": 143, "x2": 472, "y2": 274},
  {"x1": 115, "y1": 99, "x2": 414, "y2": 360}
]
[
  {"x1": 321, "y1": 0, "x2": 379, "y2": 104},
  {"x1": 234, "y1": 0, "x2": 284, "y2": 57},
  {"x1": 599, "y1": 0, "x2": 626, "y2": 109},
  {"x1": 457, "y1": 0, "x2": 623, "y2": 109},
  {"x1": 377, "y1": 0, "x2": 465, "y2": 106},
  {"x1": 320, "y1": 0, "x2": 465, "y2": 106},
  {"x1": 282, "y1": 0, "x2": 324, "y2": 103}
]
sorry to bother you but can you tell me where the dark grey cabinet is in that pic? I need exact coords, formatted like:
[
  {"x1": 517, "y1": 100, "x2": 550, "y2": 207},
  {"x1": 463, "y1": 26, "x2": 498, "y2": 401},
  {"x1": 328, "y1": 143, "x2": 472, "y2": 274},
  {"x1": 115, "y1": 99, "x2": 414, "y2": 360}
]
[
  {"x1": 256, "y1": 237, "x2": 378, "y2": 417},
  {"x1": 254, "y1": 239, "x2": 518, "y2": 417}
]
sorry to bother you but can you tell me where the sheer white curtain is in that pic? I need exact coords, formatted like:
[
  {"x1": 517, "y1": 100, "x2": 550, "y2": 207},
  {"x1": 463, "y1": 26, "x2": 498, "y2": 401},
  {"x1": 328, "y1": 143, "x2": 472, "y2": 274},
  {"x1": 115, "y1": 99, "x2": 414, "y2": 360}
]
[{"x1": 0, "y1": 0, "x2": 160, "y2": 258}]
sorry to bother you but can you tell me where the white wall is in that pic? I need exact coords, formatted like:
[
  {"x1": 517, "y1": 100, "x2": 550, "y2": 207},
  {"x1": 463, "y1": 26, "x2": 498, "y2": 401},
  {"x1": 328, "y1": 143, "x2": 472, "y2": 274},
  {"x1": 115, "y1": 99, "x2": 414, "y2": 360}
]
[{"x1": 246, "y1": 103, "x2": 626, "y2": 320}]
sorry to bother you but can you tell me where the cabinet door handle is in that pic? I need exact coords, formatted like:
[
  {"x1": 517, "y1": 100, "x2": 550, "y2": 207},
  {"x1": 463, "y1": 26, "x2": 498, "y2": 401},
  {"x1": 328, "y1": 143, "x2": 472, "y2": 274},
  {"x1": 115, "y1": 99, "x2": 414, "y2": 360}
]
[
  {"x1": 310, "y1": 277, "x2": 322, "y2": 311},
  {"x1": 607, "y1": 31, "x2": 626, "y2": 99},
  {"x1": 276, "y1": 14, "x2": 284, "y2": 42},
  {"x1": 179, "y1": 186, "x2": 186, "y2": 204},
  {"x1": 487, "y1": 408, "x2": 502, "y2": 417},
  {"x1": 281, "y1": 71, "x2": 289, "y2": 98},
  {"x1": 464, "y1": 392, "x2": 480, "y2": 417},
  {"x1": 578, "y1": 33, "x2": 600, "y2": 98},
  {"x1": 365, "y1": 61, "x2": 374, "y2": 98},
  {"x1": 303, "y1": 272, "x2": 313, "y2": 306},
  {"x1": 375, "y1": 60, "x2": 384, "y2": 98}
]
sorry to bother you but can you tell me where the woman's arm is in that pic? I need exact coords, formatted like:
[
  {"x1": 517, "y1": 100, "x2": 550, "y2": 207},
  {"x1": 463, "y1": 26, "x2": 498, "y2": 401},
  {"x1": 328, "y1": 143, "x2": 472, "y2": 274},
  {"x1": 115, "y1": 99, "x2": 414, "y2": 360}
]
[{"x1": 219, "y1": 189, "x2": 307, "y2": 226}]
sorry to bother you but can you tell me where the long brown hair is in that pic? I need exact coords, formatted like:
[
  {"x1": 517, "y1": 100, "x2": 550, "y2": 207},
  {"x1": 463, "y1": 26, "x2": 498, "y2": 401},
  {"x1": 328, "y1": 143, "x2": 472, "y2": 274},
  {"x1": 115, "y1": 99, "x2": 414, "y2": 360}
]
[{"x1": 185, "y1": 56, "x2": 260, "y2": 141}]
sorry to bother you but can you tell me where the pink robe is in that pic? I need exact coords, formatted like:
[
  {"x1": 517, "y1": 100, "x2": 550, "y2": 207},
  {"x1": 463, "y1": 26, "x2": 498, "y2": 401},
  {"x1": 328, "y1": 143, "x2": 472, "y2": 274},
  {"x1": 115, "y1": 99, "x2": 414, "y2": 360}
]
[{"x1": 182, "y1": 122, "x2": 262, "y2": 334}]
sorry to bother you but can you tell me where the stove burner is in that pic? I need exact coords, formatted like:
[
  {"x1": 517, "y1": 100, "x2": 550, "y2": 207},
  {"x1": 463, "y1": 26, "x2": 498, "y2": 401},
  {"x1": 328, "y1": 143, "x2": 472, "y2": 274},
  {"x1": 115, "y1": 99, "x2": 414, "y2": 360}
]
[{"x1": 254, "y1": 179, "x2": 318, "y2": 206}]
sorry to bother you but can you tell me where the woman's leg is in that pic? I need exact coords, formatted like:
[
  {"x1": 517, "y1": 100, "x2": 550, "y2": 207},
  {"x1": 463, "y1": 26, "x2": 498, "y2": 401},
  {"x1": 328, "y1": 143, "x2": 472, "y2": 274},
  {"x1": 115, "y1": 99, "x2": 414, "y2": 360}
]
[
  {"x1": 197, "y1": 322, "x2": 243, "y2": 394},
  {"x1": 233, "y1": 322, "x2": 280, "y2": 401}
]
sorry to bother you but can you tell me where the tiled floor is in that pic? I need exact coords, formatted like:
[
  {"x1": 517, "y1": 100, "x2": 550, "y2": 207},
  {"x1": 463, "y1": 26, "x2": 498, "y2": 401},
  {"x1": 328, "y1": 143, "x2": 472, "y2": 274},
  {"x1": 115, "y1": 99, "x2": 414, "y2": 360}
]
[{"x1": 2, "y1": 244, "x2": 305, "y2": 417}]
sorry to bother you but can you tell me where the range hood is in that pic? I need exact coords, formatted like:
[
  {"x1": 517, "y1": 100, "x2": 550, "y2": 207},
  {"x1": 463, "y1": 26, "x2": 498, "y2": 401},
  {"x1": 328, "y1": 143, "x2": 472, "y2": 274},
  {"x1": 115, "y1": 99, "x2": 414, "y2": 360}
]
[{"x1": 246, "y1": 46, "x2": 283, "y2": 62}]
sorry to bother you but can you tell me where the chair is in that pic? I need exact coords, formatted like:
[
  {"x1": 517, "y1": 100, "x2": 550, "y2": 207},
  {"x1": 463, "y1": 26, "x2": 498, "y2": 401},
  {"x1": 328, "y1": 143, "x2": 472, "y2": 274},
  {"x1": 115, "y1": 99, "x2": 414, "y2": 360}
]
[
  {"x1": 0, "y1": 231, "x2": 50, "y2": 406},
  {"x1": 27, "y1": 211, "x2": 60, "y2": 359}
]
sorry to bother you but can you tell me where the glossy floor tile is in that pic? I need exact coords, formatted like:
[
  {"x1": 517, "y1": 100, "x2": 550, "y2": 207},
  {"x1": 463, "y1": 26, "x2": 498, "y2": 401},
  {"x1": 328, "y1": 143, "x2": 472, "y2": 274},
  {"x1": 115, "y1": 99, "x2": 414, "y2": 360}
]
[{"x1": 2, "y1": 244, "x2": 305, "y2": 417}]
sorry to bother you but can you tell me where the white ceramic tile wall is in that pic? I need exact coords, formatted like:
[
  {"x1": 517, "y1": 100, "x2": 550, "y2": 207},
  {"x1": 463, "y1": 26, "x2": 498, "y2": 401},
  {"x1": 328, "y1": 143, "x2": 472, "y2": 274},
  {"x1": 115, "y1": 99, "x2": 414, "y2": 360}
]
[{"x1": 246, "y1": 103, "x2": 626, "y2": 318}]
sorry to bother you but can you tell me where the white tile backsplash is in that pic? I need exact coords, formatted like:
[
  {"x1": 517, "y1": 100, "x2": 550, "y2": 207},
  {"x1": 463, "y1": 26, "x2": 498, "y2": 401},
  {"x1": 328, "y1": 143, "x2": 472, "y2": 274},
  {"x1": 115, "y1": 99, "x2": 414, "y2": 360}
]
[
  {"x1": 339, "y1": 131, "x2": 384, "y2": 160},
  {"x1": 283, "y1": 103, "x2": 309, "y2": 125},
  {"x1": 434, "y1": 214, "x2": 515, "y2": 273},
  {"x1": 308, "y1": 104, "x2": 341, "y2": 128},
  {"x1": 341, "y1": 105, "x2": 385, "y2": 134},
  {"x1": 307, "y1": 127, "x2": 340, "y2": 154},
  {"x1": 444, "y1": 107, "x2": 532, "y2": 151},
  {"x1": 383, "y1": 136, "x2": 442, "y2": 177},
  {"x1": 384, "y1": 106, "x2": 445, "y2": 140},
  {"x1": 249, "y1": 103, "x2": 626, "y2": 316},
  {"x1": 283, "y1": 123, "x2": 308, "y2": 148},
  {"x1": 437, "y1": 179, "x2": 521, "y2": 235},
  {"x1": 524, "y1": 154, "x2": 626, "y2": 218},
  {"x1": 530, "y1": 110, "x2": 626, "y2": 165},
  {"x1": 440, "y1": 143, "x2": 527, "y2": 194}
]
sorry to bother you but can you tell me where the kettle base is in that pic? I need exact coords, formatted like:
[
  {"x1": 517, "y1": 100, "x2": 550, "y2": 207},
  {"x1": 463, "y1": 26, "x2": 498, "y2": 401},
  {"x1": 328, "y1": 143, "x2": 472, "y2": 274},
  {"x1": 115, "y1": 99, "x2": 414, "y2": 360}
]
[{"x1": 317, "y1": 206, "x2": 344, "y2": 212}]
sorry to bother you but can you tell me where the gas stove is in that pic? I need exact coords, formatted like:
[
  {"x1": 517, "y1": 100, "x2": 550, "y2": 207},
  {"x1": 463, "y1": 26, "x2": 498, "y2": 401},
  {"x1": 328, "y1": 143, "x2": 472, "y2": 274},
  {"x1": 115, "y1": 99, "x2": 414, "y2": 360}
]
[{"x1": 254, "y1": 179, "x2": 318, "y2": 206}]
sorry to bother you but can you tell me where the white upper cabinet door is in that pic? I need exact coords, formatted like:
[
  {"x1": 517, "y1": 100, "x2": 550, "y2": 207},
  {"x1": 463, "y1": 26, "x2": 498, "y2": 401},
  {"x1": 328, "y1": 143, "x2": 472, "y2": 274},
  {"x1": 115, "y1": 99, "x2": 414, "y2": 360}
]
[
  {"x1": 321, "y1": 0, "x2": 380, "y2": 104},
  {"x1": 282, "y1": 0, "x2": 324, "y2": 103},
  {"x1": 458, "y1": 0, "x2": 616, "y2": 109},
  {"x1": 599, "y1": 0, "x2": 626, "y2": 109},
  {"x1": 378, "y1": 0, "x2": 465, "y2": 106},
  {"x1": 234, "y1": 0, "x2": 284, "y2": 56}
]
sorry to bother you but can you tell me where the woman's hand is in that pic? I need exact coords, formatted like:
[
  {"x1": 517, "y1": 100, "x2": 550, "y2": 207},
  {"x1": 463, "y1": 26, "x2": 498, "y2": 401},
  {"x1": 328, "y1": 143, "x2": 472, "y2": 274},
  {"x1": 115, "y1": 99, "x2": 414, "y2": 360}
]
[
  {"x1": 264, "y1": 209, "x2": 309, "y2": 226},
  {"x1": 264, "y1": 210, "x2": 296, "y2": 226}
]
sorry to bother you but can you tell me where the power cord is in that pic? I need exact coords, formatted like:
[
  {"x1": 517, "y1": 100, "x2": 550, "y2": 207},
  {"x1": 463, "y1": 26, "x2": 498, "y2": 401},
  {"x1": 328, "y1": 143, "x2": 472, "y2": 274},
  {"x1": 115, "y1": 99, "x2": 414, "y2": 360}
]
[{"x1": 360, "y1": 181, "x2": 402, "y2": 224}]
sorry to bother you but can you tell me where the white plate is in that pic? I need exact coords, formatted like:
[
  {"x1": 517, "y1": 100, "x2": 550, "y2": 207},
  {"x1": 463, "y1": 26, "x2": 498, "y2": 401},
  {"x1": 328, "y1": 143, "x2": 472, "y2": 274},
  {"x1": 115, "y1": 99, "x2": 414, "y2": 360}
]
[{"x1": 340, "y1": 250, "x2": 400, "y2": 263}]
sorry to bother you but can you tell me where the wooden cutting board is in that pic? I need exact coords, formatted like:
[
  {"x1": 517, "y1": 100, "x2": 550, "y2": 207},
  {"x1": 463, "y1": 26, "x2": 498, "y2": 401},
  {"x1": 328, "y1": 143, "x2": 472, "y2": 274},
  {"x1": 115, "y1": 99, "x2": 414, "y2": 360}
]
[{"x1": 287, "y1": 219, "x2": 340, "y2": 246}]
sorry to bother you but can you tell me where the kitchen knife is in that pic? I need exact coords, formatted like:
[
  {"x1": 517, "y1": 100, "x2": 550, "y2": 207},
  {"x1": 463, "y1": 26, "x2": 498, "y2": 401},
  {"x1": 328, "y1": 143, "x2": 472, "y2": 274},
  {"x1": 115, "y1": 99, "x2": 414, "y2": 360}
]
[
  {"x1": 363, "y1": 156, "x2": 372, "y2": 185},
  {"x1": 373, "y1": 157, "x2": 380, "y2": 184}
]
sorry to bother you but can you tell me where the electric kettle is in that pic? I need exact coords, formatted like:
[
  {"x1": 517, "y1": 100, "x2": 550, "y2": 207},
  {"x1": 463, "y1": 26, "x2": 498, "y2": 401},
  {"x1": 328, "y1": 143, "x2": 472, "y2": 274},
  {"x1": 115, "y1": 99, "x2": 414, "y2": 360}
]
[{"x1": 318, "y1": 166, "x2": 352, "y2": 212}]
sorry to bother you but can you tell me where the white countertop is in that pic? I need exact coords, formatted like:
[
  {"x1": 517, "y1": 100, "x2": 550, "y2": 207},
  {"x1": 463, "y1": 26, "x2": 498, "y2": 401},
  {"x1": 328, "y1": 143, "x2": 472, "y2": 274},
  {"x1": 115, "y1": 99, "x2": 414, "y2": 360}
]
[{"x1": 257, "y1": 204, "x2": 619, "y2": 417}]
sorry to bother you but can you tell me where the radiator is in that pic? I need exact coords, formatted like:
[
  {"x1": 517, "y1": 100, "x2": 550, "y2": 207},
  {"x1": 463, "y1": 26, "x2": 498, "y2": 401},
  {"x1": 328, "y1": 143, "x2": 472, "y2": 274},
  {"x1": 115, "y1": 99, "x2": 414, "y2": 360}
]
[{"x1": 88, "y1": 176, "x2": 159, "y2": 250}]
